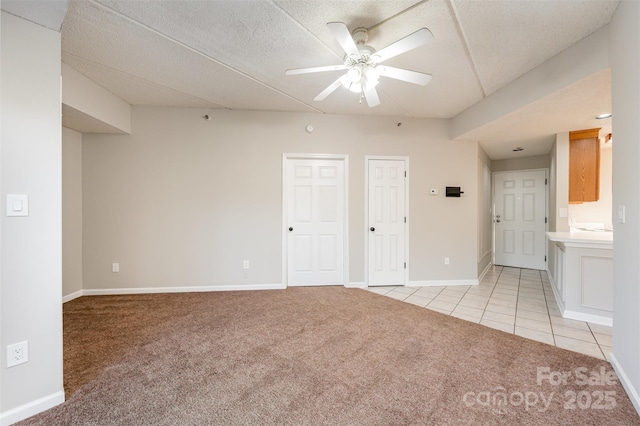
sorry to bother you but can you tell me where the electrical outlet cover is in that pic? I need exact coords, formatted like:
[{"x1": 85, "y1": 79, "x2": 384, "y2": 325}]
[{"x1": 7, "y1": 341, "x2": 28, "y2": 367}]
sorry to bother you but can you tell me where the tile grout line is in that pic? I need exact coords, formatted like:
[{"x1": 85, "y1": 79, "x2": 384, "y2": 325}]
[
  {"x1": 479, "y1": 266, "x2": 504, "y2": 325},
  {"x1": 586, "y1": 322, "x2": 608, "y2": 360},
  {"x1": 539, "y1": 269, "x2": 557, "y2": 346},
  {"x1": 379, "y1": 267, "x2": 608, "y2": 361}
]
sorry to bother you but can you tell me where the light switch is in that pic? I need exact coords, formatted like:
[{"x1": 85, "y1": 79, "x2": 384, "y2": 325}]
[
  {"x1": 6, "y1": 194, "x2": 28, "y2": 217},
  {"x1": 618, "y1": 205, "x2": 626, "y2": 224},
  {"x1": 559, "y1": 207, "x2": 568, "y2": 218}
]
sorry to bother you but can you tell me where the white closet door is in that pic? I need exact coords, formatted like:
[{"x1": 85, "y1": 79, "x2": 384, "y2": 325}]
[
  {"x1": 286, "y1": 159, "x2": 344, "y2": 286},
  {"x1": 368, "y1": 159, "x2": 406, "y2": 286}
]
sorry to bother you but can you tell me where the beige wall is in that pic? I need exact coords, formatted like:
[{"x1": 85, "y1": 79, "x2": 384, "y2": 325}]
[
  {"x1": 63, "y1": 127, "x2": 83, "y2": 298},
  {"x1": 491, "y1": 154, "x2": 550, "y2": 172},
  {"x1": 82, "y1": 107, "x2": 481, "y2": 290},
  {"x1": 1, "y1": 12, "x2": 64, "y2": 419},
  {"x1": 62, "y1": 63, "x2": 131, "y2": 134},
  {"x1": 477, "y1": 147, "x2": 492, "y2": 276}
]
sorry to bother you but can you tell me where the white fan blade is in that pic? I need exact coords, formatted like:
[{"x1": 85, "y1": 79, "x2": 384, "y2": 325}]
[
  {"x1": 286, "y1": 64, "x2": 347, "y2": 75},
  {"x1": 363, "y1": 81, "x2": 380, "y2": 108},
  {"x1": 374, "y1": 28, "x2": 434, "y2": 63},
  {"x1": 327, "y1": 22, "x2": 359, "y2": 56},
  {"x1": 379, "y1": 66, "x2": 432, "y2": 86},
  {"x1": 314, "y1": 74, "x2": 349, "y2": 101}
]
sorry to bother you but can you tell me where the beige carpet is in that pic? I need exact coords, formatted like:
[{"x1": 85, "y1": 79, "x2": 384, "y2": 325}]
[{"x1": 19, "y1": 287, "x2": 639, "y2": 425}]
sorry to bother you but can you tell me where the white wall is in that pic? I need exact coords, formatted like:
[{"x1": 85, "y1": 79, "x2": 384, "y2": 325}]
[
  {"x1": 609, "y1": 0, "x2": 640, "y2": 415},
  {"x1": 81, "y1": 107, "x2": 481, "y2": 291},
  {"x1": 0, "y1": 12, "x2": 64, "y2": 423},
  {"x1": 63, "y1": 127, "x2": 83, "y2": 299},
  {"x1": 551, "y1": 133, "x2": 570, "y2": 233}
]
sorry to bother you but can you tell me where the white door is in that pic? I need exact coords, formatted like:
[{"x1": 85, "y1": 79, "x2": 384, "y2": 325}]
[
  {"x1": 368, "y1": 159, "x2": 406, "y2": 286},
  {"x1": 494, "y1": 170, "x2": 547, "y2": 270},
  {"x1": 286, "y1": 159, "x2": 345, "y2": 286}
]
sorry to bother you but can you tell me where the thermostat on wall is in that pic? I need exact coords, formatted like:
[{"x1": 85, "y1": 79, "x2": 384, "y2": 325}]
[{"x1": 446, "y1": 187, "x2": 464, "y2": 197}]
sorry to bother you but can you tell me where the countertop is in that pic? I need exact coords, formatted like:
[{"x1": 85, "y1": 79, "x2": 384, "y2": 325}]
[{"x1": 546, "y1": 231, "x2": 613, "y2": 247}]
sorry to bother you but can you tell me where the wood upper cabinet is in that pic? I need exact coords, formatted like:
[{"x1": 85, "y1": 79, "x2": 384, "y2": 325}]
[{"x1": 569, "y1": 128, "x2": 600, "y2": 204}]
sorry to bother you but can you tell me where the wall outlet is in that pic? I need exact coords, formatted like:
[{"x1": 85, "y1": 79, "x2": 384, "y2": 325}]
[
  {"x1": 7, "y1": 341, "x2": 28, "y2": 368},
  {"x1": 618, "y1": 205, "x2": 626, "y2": 224},
  {"x1": 243, "y1": 260, "x2": 249, "y2": 269},
  {"x1": 112, "y1": 263, "x2": 120, "y2": 273},
  {"x1": 444, "y1": 257, "x2": 450, "y2": 265}
]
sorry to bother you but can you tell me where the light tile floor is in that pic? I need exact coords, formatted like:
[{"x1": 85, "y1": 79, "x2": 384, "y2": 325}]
[{"x1": 367, "y1": 265, "x2": 613, "y2": 360}]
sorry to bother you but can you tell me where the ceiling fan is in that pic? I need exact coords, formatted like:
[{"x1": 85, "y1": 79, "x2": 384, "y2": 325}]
[{"x1": 286, "y1": 22, "x2": 434, "y2": 108}]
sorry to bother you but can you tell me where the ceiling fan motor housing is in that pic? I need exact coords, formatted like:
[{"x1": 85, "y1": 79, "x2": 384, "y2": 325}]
[{"x1": 352, "y1": 27, "x2": 369, "y2": 45}]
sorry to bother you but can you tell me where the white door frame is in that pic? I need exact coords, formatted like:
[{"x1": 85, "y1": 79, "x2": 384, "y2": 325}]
[
  {"x1": 492, "y1": 168, "x2": 549, "y2": 269},
  {"x1": 282, "y1": 153, "x2": 349, "y2": 287},
  {"x1": 364, "y1": 155, "x2": 410, "y2": 286}
]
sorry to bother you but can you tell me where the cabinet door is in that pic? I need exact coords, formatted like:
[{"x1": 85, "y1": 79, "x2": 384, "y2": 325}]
[{"x1": 569, "y1": 137, "x2": 600, "y2": 203}]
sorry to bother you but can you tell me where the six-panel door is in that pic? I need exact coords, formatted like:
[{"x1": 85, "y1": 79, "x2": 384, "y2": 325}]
[
  {"x1": 286, "y1": 159, "x2": 345, "y2": 286},
  {"x1": 368, "y1": 159, "x2": 406, "y2": 286},
  {"x1": 494, "y1": 170, "x2": 546, "y2": 270}
]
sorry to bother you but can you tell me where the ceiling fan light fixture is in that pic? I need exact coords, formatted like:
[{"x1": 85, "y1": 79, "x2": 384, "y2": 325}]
[
  {"x1": 366, "y1": 66, "x2": 380, "y2": 85},
  {"x1": 347, "y1": 67, "x2": 362, "y2": 83},
  {"x1": 347, "y1": 81, "x2": 363, "y2": 93}
]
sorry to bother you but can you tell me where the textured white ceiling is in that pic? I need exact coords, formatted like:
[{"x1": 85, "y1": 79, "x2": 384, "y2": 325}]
[
  {"x1": 1, "y1": 0, "x2": 68, "y2": 31},
  {"x1": 472, "y1": 69, "x2": 612, "y2": 159},
  {"x1": 2, "y1": 0, "x2": 619, "y2": 158}
]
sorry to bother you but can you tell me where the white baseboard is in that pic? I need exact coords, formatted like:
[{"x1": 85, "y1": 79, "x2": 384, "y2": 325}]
[
  {"x1": 610, "y1": 352, "x2": 640, "y2": 416},
  {"x1": 82, "y1": 283, "x2": 286, "y2": 297},
  {"x1": 62, "y1": 290, "x2": 83, "y2": 303},
  {"x1": 546, "y1": 268, "x2": 566, "y2": 313},
  {"x1": 562, "y1": 310, "x2": 613, "y2": 326},
  {"x1": 0, "y1": 390, "x2": 64, "y2": 426},
  {"x1": 408, "y1": 279, "x2": 479, "y2": 287},
  {"x1": 346, "y1": 282, "x2": 366, "y2": 288},
  {"x1": 478, "y1": 262, "x2": 493, "y2": 282}
]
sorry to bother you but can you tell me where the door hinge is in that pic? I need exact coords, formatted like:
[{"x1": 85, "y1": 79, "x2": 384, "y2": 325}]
[
  {"x1": 404, "y1": 171, "x2": 407, "y2": 178},
  {"x1": 404, "y1": 217, "x2": 406, "y2": 223},
  {"x1": 545, "y1": 178, "x2": 548, "y2": 185},
  {"x1": 545, "y1": 255, "x2": 547, "y2": 261},
  {"x1": 545, "y1": 217, "x2": 548, "y2": 224},
  {"x1": 404, "y1": 262, "x2": 407, "y2": 269}
]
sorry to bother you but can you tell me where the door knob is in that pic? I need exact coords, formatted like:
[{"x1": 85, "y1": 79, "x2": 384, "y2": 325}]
[
  {"x1": 288, "y1": 227, "x2": 293, "y2": 231},
  {"x1": 496, "y1": 215, "x2": 501, "y2": 218},
  {"x1": 370, "y1": 227, "x2": 375, "y2": 232},
  {"x1": 496, "y1": 220, "x2": 501, "y2": 223}
]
